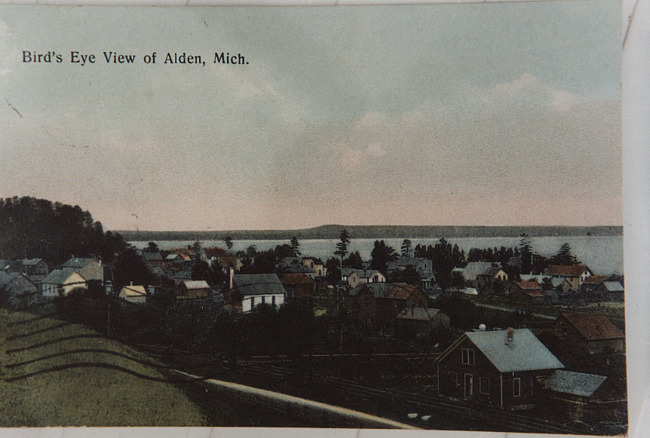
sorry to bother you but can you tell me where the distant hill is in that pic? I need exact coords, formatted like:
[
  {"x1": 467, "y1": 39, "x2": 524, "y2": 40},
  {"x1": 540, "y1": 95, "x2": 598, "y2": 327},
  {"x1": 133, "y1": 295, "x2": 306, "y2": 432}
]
[{"x1": 118, "y1": 225, "x2": 623, "y2": 242}]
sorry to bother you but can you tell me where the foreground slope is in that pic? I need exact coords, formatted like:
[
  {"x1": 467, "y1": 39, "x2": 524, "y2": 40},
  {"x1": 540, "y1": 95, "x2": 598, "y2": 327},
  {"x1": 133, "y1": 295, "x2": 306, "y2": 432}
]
[{"x1": 0, "y1": 308, "x2": 207, "y2": 426}]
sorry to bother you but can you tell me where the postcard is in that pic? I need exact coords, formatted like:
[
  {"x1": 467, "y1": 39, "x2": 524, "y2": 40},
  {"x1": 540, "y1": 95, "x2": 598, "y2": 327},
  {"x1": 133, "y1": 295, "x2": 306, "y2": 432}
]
[{"x1": 0, "y1": 1, "x2": 633, "y2": 436}]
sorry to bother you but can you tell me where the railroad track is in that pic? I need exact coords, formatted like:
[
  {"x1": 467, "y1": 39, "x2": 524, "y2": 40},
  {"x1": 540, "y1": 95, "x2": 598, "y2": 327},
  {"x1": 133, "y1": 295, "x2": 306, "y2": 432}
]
[{"x1": 131, "y1": 345, "x2": 610, "y2": 434}]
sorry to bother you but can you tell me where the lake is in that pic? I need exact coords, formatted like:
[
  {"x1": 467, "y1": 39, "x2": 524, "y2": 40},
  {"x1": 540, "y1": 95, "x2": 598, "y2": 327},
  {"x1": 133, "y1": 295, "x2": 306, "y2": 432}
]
[{"x1": 130, "y1": 235, "x2": 624, "y2": 275}]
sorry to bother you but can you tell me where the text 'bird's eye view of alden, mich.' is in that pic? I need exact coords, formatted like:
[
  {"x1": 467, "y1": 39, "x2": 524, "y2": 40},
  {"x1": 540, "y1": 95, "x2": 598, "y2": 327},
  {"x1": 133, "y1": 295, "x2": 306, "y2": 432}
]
[{"x1": 0, "y1": 0, "x2": 627, "y2": 434}]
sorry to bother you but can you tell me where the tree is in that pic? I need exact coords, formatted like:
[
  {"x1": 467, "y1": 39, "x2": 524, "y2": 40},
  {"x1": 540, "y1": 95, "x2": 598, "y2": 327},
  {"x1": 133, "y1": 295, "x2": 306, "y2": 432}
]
[
  {"x1": 401, "y1": 239, "x2": 413, "y2": 257},
  {"x1": 146, "y1": 241, "x2": 159, "y2": 252},
  {"x1": 519, "y1": 233, "x2": 533, "y2": 274},
  {"x1": 334, "y1": 229, "x2": 351, "y2": 261},
  {"x1": 342, "y1": 251, "x2": 364, "y2": 269},
  {"x1": 551, "y1": 243, "x2": 579, "y2": 265},
  {"x1": 369, "y1": 240, "x2": 397, "y2": 274},
  {"x1": 224, "y1": 236, "x2": 233, "y2": 250},
  {"x1": 290, "y1": 236, "x2": 301, "y2": 256},
  {"x1": 325, "y1": 258, "x2": 342, "y2": 284}
]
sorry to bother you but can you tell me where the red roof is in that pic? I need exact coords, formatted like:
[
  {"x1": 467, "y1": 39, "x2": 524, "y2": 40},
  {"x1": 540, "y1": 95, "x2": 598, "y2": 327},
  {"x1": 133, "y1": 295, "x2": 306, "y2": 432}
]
[
  {"x1": 560, "y1": 312, "x2": 624, "y2": 341},
  {"x1": 546, "y1": 264, "x2": 591, "y2": 277},
  {"x1": 524, "y1": 290, "x2": 545, "y2": 298},
  {"x1": 517, "y1": 280, "x2": 542, "y2": 290},
  {"x1": 583, "y1": 275, "x2": 607, "y2": 284},
  {"x1": 279, "y1": 273, "x2": 316, "y2": 285}
]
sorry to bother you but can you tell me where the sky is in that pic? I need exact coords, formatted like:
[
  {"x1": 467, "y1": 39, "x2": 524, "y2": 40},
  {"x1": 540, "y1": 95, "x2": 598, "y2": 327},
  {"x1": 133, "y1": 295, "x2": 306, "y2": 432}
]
[{"x1": 0, "y1": 1, "x2": 622, "y2": 231}]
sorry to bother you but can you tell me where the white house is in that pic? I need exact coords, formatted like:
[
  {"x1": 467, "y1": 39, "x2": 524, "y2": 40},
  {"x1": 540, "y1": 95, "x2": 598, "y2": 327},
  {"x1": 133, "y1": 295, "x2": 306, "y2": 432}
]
[{"x1": 41, "y1": 269, "x2": 87, "y2": 298}]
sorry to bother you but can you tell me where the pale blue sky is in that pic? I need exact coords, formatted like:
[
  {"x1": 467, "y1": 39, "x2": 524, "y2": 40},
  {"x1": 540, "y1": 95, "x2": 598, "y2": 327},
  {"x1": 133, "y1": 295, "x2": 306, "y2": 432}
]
[{"x1": 0, "y1": 1, "x2": 621, "y2": 230}]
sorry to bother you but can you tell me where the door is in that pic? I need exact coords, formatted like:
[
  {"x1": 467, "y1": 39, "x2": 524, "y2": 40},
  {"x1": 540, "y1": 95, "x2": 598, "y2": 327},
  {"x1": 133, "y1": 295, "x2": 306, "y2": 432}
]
[{"x1": 464, "y1": 374, "x2": 474, "y2": 399}]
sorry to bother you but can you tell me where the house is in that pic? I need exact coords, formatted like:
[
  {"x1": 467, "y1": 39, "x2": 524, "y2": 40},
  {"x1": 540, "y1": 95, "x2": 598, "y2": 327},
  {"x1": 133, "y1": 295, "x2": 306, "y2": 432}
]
[
  {"x1": 204, "y1": 247, "x2": 242, "y2": 271},
  {"x1": 387, "y1": 257, "x2": 435, "y2": 290},
  {"x1": 178, "y1": 280, "x2": 210, "y2": 299},
  {"x1": 457, "y1": 262, "x2": 500, "y2": 287},
  {"x1": 276, "y1": 257, "x2": 314, "y2": 275},
  {"x1": 119, "y1": 283, "x2": 147, "y2": 304},
  {"x1": 21, "y1": 258, "x2": 49, "y2": 277},
  {"x1": 553, "y1": 312, "x2": 625, "y2": 354},
  {"x1": 0, "y1": 272, "x2": 39, "y2": 308},
  {"x1": 510, "y1": 280, "x2": 544, "y2": 299},
  {"x1": 436, "y1": 328, "x2": 564, "y2": 407},
  {"x1": 279, "y1": 273, "x2": 316, "y2": 300},
  {"x1": 545, "y1": 264, "x2": 593, "y2": 290},
  {"x1": 302, "y1": 257, "x2": 327, "y2": 277},
  {"x1": 41, "y1": 268, "x2": 87, "y2": 298},
  {"x1": 542, "y1": 370, "x2": 625, "y2": 422},
  {"x1": 395, "y1": 307, "x2": 450, "y2": 337},
  {"x1": 62, "y1": 257, "x2": 104, "y2": 282},
  {"x1": 347, "y1": 269, "x2": 386, "y2": 289},
  {"x1": 225, "y1": 273, "x2": 286, "y2": 313},
  {"x1": 349, "y1": 283, "x2": 428, "y2": 331},
  {"x1": 600, "y1": 281, "x2": 624, "y2": 301},
  {"x1": 476, "y1": 266, "x2": 508, "y2": 291}
]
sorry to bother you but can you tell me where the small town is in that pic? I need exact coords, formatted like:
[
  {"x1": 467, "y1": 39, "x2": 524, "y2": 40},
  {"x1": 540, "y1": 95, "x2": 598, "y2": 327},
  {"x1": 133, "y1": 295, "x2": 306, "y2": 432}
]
[{"x1": 0, "y1": 197, "x2": 627, "y2": 434}]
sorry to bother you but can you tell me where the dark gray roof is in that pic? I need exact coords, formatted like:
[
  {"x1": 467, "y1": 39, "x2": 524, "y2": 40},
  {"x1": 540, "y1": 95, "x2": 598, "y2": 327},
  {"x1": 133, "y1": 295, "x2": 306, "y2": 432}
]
[
  {"x1": 465, "y1": 329, "x2": 564, "y2": 373},
  {"x1": 544, "y1": 370, "x2": 607, "y2": 397},
  {"x1": 42, "y1": 268, "x2": 82, "y2": 285},
  {"x1": 22, "y1": 258, "x2": 44, "y2": 266},
  {"x1": 62, "y1": 257, "x2": 95, "y2": 269},
  {"x1": 234, "y1": 274, "x2": 286, "y2": 296},
  {"x1": 397, "y1": 307, "x2": 442, "y2": 321},
  {"x1": 349, "y1": 282, "x2": 391, "y2": 297}
]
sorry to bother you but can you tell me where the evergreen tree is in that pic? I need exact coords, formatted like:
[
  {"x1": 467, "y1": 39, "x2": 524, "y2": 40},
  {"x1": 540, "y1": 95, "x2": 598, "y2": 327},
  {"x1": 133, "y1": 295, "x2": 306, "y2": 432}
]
[
  {"x1": 334, "y1": 229, "x2": 351, "y2": 261},
  {"x1": 369, "y1": 240, "x2": 397, "y2": 274},
  {"x1": 224, "y1": 236, "x2": 234, "y2": 250},
  {"x1": 401, "y1": 239, "x2": 413, "y2": 257},
  {"x1": 551, "y1": 243, "x2": 579, "y2": 265},
  {"x1": 290, "y1": 236, "x2": 301, "y2": 256}
]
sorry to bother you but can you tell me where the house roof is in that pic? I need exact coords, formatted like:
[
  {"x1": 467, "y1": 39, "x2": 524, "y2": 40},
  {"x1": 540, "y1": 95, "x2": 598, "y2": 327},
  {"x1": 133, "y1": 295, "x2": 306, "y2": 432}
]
[
  {"x1": 583, "y1": 275, "x2": 608, "y2": 284},
  {"x1": 517, "y1": 280, "x2": 542, "y2": 290},
  {"x1": 22, "y1": 258, "x2": 44, "y2": 266},
  {"x1": 546, "y1": 264, "x2": 591, "y2": 277},
  {"x1": 559, "y1": 312, "x2": 624, "y2": 340},
  {"x1": 279, "y1": 273, "x2": 316, "y2": 285},
  {"x1": 42, "y1": 268, "x2": 84, "y2": 285},
  {"x1": 397, "y1": 307, "x2": 443, "y2": 321},
  {"x1": 461, "y1": 262, "x2": 498, "y2": 281},
  {"x1": 350, "y1": 282, "x2": 421, "y2": 299},
  {"x1": 463, "y1": 329, "x2": 564, "y2": 373},
  {"x1": 233, "y1": 274, "x2": 286, "y2": 296},
  {"x1": 479, "y1": 266, "x2": 505, "y2": 277},
  {"x1": 603, "y1": 281, "x2": 624, "y2": 292},
  {"x1": 180, "y1": 280, "x2": 210, "y2": 290},
  {"x1": 120, "y1": 284, "x2": 147, "y2": 297},
  {"x1": 62, "y1": 257, "x2": 96, "y2": 269},
  {"x1": 350, "y1": 269, "x2": 383, "y2": 279},
  {"x1": 544, "y1": 370, "x2": 607, "y2": 397},
  {"x1": 143, "y1": 252, "x2": 163, "y2": 261},
  {"x1": 0, "y1": 272, "x2": 20, "y2": 287}
]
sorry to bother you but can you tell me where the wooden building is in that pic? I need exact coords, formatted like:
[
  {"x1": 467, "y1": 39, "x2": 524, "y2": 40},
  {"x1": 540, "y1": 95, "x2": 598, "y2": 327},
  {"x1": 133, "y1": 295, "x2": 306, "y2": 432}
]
[
  {"x1": 436, "y1": 328, "x2": 564, "y2": 407},
  {"x1": 350, "y1": 283, "x2": 428, "y2": 332},
  {"x1": 553, "y1": 312, "x2": 625, "y2": 354}
]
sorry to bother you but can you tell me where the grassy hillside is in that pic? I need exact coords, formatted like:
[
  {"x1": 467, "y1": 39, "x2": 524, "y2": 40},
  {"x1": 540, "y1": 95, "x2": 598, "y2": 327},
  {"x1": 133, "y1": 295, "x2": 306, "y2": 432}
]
[{"x1": 0, "y1": 308, "x2": 208, "y2": 426}]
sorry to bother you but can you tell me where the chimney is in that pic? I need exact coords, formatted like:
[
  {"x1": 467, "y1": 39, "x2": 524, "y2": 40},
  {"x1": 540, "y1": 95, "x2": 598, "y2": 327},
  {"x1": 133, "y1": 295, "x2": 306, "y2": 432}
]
[
  {"x1": 229, "y1": 267, "x2": 234, "y2": 290},
  {"x1": 506, "y1": 327, "x2": 514, "y2": 344}
]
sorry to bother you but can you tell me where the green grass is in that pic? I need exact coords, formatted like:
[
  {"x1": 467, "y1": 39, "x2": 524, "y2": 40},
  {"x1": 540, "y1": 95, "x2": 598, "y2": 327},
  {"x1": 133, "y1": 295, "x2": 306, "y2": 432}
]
[{"x1": 0, "y1": 308, "x2": 208, "y2": 426}]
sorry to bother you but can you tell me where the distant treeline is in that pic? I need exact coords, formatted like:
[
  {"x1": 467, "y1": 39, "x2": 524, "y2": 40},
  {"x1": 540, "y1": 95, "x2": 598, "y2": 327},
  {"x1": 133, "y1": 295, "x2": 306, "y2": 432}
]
[
  {"x1": 118, "y1": 224, "x2": 623, "y2": 242},
  {"x1": 0, "y1": 196, "x2": 127, "y2": 266}
]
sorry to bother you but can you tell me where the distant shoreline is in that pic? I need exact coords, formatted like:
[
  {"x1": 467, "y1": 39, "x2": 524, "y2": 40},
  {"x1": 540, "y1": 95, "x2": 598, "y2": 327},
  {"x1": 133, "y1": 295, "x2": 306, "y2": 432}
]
[{"x1": 116, "y1": 225, "x2": 623, "y2": 242}]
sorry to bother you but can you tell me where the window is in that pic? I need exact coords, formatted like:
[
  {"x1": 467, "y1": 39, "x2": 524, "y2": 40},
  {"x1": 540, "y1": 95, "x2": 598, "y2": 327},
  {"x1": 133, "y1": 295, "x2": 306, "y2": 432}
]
[
  {"x1": 480, "y1": 377, "x2": 490, "y2": 395},
  {"x1": 513, "y1": 378, "x2": 521, "y2": 397},
  {"x1": 262, "y1": 296, "x2": 266, "y2": 304},
  {"x1": 461, "y1": 348, "x2": 475, "y2": 365},
  {"x1": 250, "y1": 297, "x2": 255, "y2": 307},
  {"x1": 272, "y1": 295, "x2": 276, "y2": 305}
]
